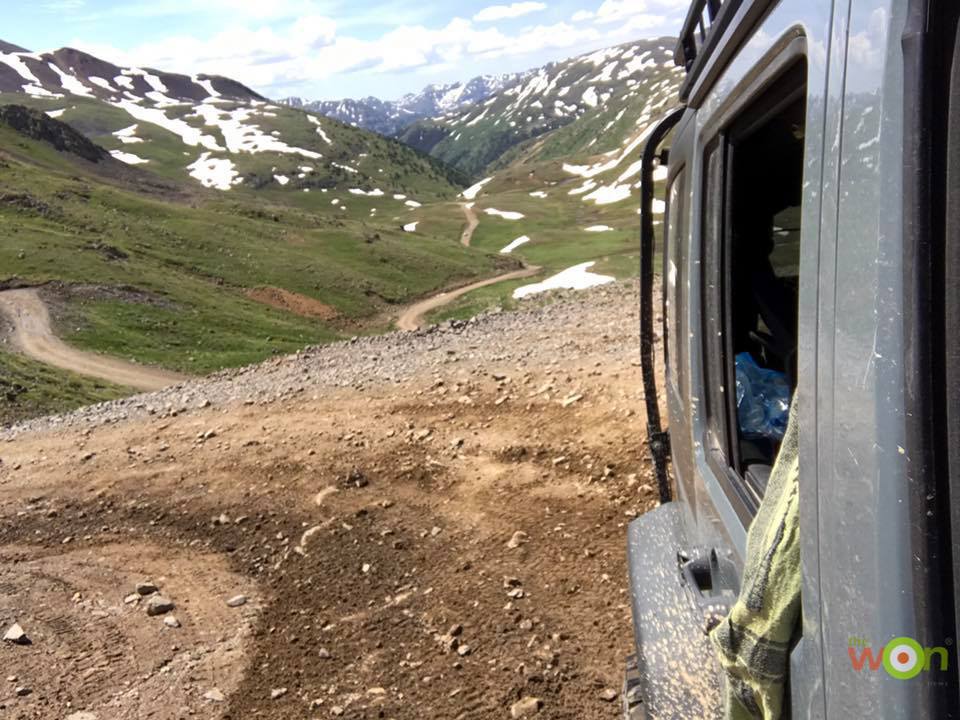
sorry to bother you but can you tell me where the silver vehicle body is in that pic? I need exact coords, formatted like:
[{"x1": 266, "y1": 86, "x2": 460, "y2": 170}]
[{"x1": 627, "y1": 0, "x2": 960, "y2": 717}]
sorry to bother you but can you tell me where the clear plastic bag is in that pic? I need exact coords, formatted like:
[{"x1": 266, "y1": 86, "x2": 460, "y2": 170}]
[{"x1": 735, "y1": 352, "x2": 790, "y2": 441}]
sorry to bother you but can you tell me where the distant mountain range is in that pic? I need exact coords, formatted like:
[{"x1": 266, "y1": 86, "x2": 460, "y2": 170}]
[
  {"x1": 397, "y1": 38, "x2": 682, "y2": 177},
  {"x1": 279, "y1": 72, "x2": 529, "y2": 137},
  {"x1": 280, "y1": 38, "x2": 682, "y2": 179}
]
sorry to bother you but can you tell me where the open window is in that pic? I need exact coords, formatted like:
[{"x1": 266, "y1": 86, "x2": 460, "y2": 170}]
[{"x1": 702, "y1": 58, "x2": 807, "y2": 517}]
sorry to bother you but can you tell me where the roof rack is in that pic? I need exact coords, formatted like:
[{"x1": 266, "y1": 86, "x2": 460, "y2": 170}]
[{"x1": 674, "y1": 0, "x2": 746, "y2": 101}]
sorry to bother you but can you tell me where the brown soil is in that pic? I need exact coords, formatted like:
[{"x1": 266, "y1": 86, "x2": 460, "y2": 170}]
[
  {"x1": 0, "y1": 283, "x2": 663, "y2": 719},
  {"x1": 246, "y1": 286, "x2": 339, "y2": 321}
]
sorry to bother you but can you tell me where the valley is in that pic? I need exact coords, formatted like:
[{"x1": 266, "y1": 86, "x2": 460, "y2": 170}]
[{"x1": 0, "y1": 35, "x2": 679, "y2": 425}]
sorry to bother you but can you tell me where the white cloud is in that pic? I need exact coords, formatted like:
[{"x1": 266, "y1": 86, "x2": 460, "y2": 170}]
[
  {"x1": 72, "y1": 1, "x2": 682, "y2": 99},
  {"x1": 571, "y1": 9, "x2": 594, "y2": 21},
  {"x1": 474, "y1": 2, "x2": 547, "y2": 22}
]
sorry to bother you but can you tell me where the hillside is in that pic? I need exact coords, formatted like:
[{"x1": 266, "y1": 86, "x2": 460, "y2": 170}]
[
  {"x1": 0, "y1": 43, "x2": 465, "y2": 200},
  {"x1": 281, "y1": 72, "x2": 527, "y2": 137},
  {"x1": 396, "y1": 38, "x2": 682, "y2": 178},
  {"x1": 0, "y1": 103, "x2": 507, "y2": 423}
]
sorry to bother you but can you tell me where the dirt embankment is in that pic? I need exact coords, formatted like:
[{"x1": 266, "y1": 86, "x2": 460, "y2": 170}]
[{"x1": 0, "y1": 281, "x2": 662, "y2": 720}]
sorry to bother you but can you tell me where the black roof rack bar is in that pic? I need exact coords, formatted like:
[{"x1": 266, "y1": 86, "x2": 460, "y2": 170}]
[{"x1": 674, "y1": 0, "x2": 747, "y2": 101}]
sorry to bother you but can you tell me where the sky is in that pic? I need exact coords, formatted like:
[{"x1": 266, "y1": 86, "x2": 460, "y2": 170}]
[{"x1": 4, "y1": 0, "x2": 688, "y2": 101}]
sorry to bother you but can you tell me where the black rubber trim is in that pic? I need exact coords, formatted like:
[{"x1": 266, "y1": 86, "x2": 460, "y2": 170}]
[
  {"x1": 641, "y1": 106, "x2": 686, "y2": 505},
  {"x1": 902, "y1": 0, "x2": 960, "y2": 714}
]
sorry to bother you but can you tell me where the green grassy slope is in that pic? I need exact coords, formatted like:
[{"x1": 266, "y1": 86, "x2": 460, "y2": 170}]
[
  {"x1": 2, "y1": 92, "x2": 466, "y2": 199},
  {"x1": 0, "y1": 113, "x2": 503, "y2": 389}
]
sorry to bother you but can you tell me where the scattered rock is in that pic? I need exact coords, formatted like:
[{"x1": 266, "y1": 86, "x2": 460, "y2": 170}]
[
  {"x1": 3, "y1": 623, "x2": 30, "y2": 645},
  {"x1": 271, "y1": 687, "x2": 287, "y2": 700},
  {"x1": 203, "y1": 688, "x2": 225, "y2": 703},
  {"x1": 135, "y1": 581, "x2": 158, "y2": 595},
  {"x1": 145, "y1": 596, "x2": 175, "y2": 616},
  {"x1": 510, "y1": 696, "x2": 543, "y2": 718},
  {"x1": 507, "y1": 530, "x2": 528, "y2": 549},
  {"x1": 163, "y1": 615, "x2": 181, "y2": 628},
  {"x1": 561, "y1": 393, "x2": 583, "y2": 408},
  {"x1": 15, "y1": 686, "x2": 31, "y2": 697},
  {"x1": 66, "y1": 713, "x2": 99, "y2": 720},
  {"x1": 318, "y1": 647, "x2": 332, "y2": 659},
  {"x1": 226, "y1": 594, "x2": 247, "y2": 607},
  {"x1": 599, "y1": 688, "x2": 618, "y2": 702}
]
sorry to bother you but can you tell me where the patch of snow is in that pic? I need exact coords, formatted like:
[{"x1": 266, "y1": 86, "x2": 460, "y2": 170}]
[
  {"x1": 113, "y1": 124, "x2": 144, "y2": 144},
  {"x1": 513, "y1": 262, "x2": 615, "y2": 299},
  {"x1": 461, "y1": 177, "x2": 492, "y2": 200},
  {"x1": 113, "y1": 75, "x2": 134, "y2": 89},
  {"x1": 274, "y1": 174, "x2": 289, "y2": 185},
  {"x1": 111, "y1": 99, "x2": 223, "y2": 151},
  {"x1": 349, "y1": 188, "x2": 385, "y2": 196},
  {"x1": 46, "y1": 108, "x2": 66, "y2": 118},
  {"x1": 88, "y1": 76, "x2": 113, "y2": 90},
  {"x1": 333, "y1": 162, "x2": 357, "y2": 173},
  {"x1": 47, "y1": 63, "x2": 94, "y2": 97},
  {"x1": 582, "y1": 86, "x2": 599, "y2": 108},
  {"x1": 584, "y1": 183, "x2": 632, "y2": 205},
  {"x1": 529, "y1": 190, "x2": 548, "y2": 198},
  {"x1": 307, "y1": 115, "x2": 333, "y2": 144},
  {"x1": 194, "y1": 75, "x2": 220, "y2": 98},
  {"x1": 146, "y1": 90, "x2": 187, "y2": 108},
  {"x1": 331, "y1": 199, "x2": 340, "y2": 205},
  {"x1": 484, "y1": 208, "x2": 525, "y2": 220},
  {"x1": 110, "y1": 149, "x2": 149, "y2": 165},
  {"x1": 393, "y1": 193, "x2": 407, "y2": 200},
  {"x1": 585, "y1": 225, "x2": 614, "y2": 232},
  {"x1": 653, "y1": 165, "x2": 668, "y2": 181},
  {"x1": 405, "y1": 200, "x2": 422, "y2": 208},
  {"x1": 569, "y1": 179, "x2": 597, "y2": 196},
  {"x1": 500, "y1": 235, "x2": 531, "y2": 254},
  {"x1": 0, "y1": 52, "x2": 41, "y2": 84},
  {"x1": 189, "y1": 104, "x2": 322, "y2": 159},
  {"x1": 24, "y1": 84, "x2": 62, "y2": 98},
  {"x1": 187, "y1": 152, "x2": 239, "y2": 190},
  {"x1": 403, "y1": 222, "x2": 418, "y2": 232}
]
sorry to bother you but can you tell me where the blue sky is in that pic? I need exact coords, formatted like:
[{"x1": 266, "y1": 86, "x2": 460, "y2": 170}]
[{"x1": 5, "y1": 0, "x2": 688, "y2": 100}]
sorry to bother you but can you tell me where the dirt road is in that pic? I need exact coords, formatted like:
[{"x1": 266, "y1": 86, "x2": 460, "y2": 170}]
[
  {"x1": 0, "y1": 288, "x2": 187, "y2": 391},
  {"x1": 396, "y1": 265, "x2": 541, "y2": 331},
  {"x1": 0, "y1": 282, "x2": 660, "y2": 720},
  {"x1": 460, "y1": 202, "x2": 479, "y2": 247}
]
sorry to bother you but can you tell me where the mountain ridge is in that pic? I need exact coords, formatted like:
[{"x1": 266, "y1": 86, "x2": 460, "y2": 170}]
[{"x1": 279, "y1": 71, "x2": 530, "y2": 137}]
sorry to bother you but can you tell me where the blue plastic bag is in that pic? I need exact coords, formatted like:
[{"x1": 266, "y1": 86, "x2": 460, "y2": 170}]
[{"x1": 735, "y1": 352, "x2": 790, "y2": 441}]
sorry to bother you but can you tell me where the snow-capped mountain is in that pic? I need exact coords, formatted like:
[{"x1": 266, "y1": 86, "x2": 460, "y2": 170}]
[
  {"x1": 0, "y1": 41, "x2": 465, "y2": 198},
  {"x1": 0, "y1": 45, "x2": 264, "y2": 106},
  {"x1": 280, "y1": 72, "x2": 529, "y2": 137},
  {"x1": 396, "y1": 38, "x2": 683, "y2": 178}
]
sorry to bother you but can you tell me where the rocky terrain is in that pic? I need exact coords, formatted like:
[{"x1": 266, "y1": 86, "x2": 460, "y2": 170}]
[{"x1": 0, "y1": 281, "x2": 664, "y2": 719}]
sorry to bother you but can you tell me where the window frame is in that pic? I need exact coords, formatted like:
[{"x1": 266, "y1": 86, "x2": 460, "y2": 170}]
[{"x1": 698, "y1": 36, "x2": 809, "y2": 524}]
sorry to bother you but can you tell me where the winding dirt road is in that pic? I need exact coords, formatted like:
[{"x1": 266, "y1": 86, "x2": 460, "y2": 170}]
[
  {"x1": 0, "y1": 288, "x2": 188, "y2": 391},
  {"x1": 460, "y1": 202, "x2": 479, "y2": 247},
  {"x1": 396, "y1": 265, "x2": 541, "y2": 331}
]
